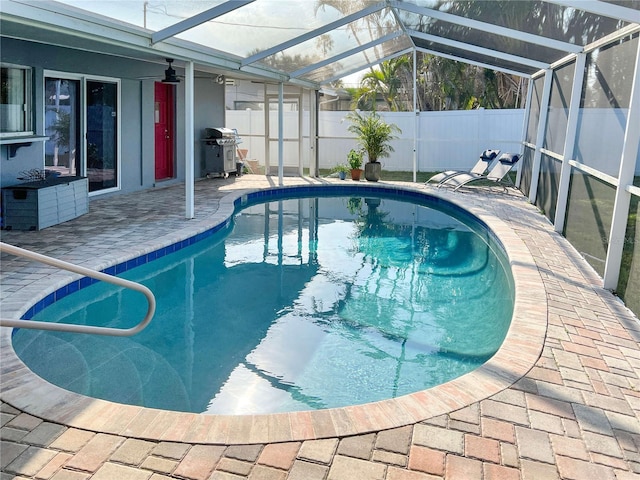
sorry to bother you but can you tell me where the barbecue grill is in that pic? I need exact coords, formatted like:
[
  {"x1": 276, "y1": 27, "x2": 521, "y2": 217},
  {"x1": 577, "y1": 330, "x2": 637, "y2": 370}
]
[{"x1": 202, "y1": 127, "x2": 241, "y2": 178}]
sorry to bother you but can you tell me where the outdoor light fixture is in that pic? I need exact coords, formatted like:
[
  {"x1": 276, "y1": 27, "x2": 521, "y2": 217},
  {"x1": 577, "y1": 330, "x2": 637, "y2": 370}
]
[{"x1": 162, "y1": 58, "x2": 180, "y2": 84}]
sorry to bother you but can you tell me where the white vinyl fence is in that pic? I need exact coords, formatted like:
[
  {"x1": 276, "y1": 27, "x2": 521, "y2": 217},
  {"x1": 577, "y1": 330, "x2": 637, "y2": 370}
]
[
  {"x1": 318, "y1": 109, "x2": 525, "y2": 172},
  {"x1": 227, "y1": 109, "x2": 526, "y2": 173}
]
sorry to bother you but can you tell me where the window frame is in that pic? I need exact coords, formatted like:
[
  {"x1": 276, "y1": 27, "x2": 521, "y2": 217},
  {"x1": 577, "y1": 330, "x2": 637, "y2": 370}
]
[{"x1": 1, "y1": 63, "x2": 34, "y2": 138}]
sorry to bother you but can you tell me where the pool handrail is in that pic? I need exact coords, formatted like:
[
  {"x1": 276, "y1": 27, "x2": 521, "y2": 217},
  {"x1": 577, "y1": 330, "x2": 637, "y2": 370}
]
[{"x1": 0, "y1": 242, "x2": 156, "y2": 336}]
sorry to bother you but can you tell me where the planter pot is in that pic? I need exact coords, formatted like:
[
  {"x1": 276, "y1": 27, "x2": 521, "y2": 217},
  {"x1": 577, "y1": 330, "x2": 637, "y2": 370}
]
[
  {"x1": 350, "y1": 169, "x2": 362, "y2": 181},
  {"x1": 338, "y1": 171, "x2": 346, "y2": 180},
  {"x1": 365, "y1": 197, "x2": 381, "y2": 209},
  {"x1": 364, "y1": 162, "x2": 381, "y2": 182}
]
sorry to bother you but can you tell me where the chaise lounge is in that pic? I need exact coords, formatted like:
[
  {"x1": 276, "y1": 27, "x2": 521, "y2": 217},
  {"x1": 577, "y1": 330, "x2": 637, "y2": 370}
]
[
  {"x1": 438, "y1": 152, "x2": 521, "y2": 192},
  {"x1": 426, "y1": 149, "x2": 501, "y2": 186}
]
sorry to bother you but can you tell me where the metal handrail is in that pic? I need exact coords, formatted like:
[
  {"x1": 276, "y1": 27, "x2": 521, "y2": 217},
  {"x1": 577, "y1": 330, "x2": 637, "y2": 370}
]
[{"x1": 0, "y1": 242, "x2": 155, "y2": 336}]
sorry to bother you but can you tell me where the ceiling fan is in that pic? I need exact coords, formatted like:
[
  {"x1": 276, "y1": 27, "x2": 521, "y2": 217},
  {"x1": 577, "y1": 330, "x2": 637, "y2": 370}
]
[
  {"x1": 137, "y1": 58, "x2": 225, "y2": 84},
  {"x1": 162, "y1": 58, "x2": 180, "y2": 83}
]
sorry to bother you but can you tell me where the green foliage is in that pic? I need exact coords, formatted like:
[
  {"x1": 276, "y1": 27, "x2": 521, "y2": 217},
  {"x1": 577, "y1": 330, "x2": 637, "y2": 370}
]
[
  {"x1": 346, "y1": 196, "x2": 363, "y2": 215},
  {"x1": 346, "y1": 111, "x2": 401, "y2": 163},
  {"x1": 354, "y1": 56, "x2": 412, "y2": 111},
  {"x1": 332, "y1": 163, "x2": 350, "y2": 173},
  {"x1": 347, "y1": 149, "x2": 363, "y2": 169},
  {"x1": 50, "y1": 110, "x2": 71, "y2": 147},
  {"x1": 349, "y1": 52, "x2": 524, "y2": 112}
]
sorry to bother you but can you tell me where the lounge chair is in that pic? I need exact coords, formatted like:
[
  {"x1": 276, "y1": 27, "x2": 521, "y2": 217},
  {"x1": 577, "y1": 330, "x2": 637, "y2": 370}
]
[
  {"x1": 426, "y1": 149, "x2": 500, "y2": 185},
  {"x1": 439, "y1": 152, "x2": 521, "y2": 192}
]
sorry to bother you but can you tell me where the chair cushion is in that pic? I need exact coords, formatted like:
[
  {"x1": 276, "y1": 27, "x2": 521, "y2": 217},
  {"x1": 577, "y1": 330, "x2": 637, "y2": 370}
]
[
  {"x1": 480, "y1": 149, "x2": 500, "y2": 161},
  {"x1": 498, "y1": 153, "x2": 521, "y2": 165}
]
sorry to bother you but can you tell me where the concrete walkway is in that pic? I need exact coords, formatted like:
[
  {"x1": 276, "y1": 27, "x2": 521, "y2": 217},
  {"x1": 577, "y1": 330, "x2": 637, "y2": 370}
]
[{"x1": 1, "y1": 175, "x2": 639, "y2": 480}]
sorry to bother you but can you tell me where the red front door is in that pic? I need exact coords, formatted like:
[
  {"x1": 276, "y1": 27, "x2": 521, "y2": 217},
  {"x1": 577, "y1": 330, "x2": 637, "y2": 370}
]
[{"x1": 154, "y1": 82, "x2": 175, "y2": 180}]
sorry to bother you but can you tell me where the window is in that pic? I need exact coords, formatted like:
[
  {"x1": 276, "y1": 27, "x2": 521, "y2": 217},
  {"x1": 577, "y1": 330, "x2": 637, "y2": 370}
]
[{"x1": 1, "y1": 65, "x2": 33, "y2": 136}]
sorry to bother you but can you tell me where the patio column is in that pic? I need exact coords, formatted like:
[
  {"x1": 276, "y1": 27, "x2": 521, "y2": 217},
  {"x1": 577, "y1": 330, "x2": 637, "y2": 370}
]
[
  {"x1": 264, "y1": 84, "x2": 270, "y2": 175},
  {"x1": 311, "y1": 89, "x2": 319, "y2": 177},
  {"x1": 298, "y1": 86, "x2": 303, "y2": 176},
  {"x1": 528, "y1": 69, "x2": 553, "y2": 205},
  {"x1": 553, "y1": 53, "x2": 586, "y2": 234},
  {"x1": 603, "y1": 40, "x2": 640, "y2": 290},
  {"x1": 413, "y1": 49, "x2": 418, "y2": 183},
  {"x1": 185, "y1": 60, "x2": 195, "y2": 219},
  {"x1": 278, "y1": 82, "x2": 284, "y2": 186}
]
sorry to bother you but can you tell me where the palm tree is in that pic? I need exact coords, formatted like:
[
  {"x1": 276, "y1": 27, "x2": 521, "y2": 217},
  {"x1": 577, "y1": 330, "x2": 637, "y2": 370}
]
[
  {"x1": 346, "y1": 110, "x2": 401, "y2": 163},
  {"x1": 315, "y1": 0, "x2": 390, "y2": 59},
  {"x1": 355, "y1": 56, "x2": 412, "y2": 111},
  {"x1": 315, "y1": 34, "x2": 334, "y2": 57},
  {"x1": 315, "y1": 0, "x2": 399, "y2": 94}
]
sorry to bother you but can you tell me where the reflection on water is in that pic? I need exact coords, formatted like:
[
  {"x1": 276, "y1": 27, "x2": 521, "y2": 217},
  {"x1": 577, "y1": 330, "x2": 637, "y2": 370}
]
[{"x1": 14, "y1": 195, "x2": 514, "y2": 414}]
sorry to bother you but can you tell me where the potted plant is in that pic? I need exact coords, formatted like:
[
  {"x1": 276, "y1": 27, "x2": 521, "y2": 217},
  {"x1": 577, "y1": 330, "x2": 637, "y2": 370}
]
[
  {"x1": 347, "y1": 148, "x2": 363, "y2": 181},
  {"x1": 332, "y1": 163, "x2": 350, "y2": 180},
  {"x1": 346, "y1": 110, "x2": 401, "y2": 182},
  {"x1": 346, "y1": 196, "x2": 363, "y2": 215}
]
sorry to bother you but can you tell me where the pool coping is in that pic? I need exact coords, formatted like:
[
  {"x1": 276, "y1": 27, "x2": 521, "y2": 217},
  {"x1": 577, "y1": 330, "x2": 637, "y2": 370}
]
[{"x1": 0, "y1": 183, "x2": 547, "y2": 444}]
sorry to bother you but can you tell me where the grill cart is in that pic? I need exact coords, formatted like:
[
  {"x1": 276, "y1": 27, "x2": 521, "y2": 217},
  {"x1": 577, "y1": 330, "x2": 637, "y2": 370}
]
[{"x1": 201, "y1": 127, "x2": 241, "y2": 178}]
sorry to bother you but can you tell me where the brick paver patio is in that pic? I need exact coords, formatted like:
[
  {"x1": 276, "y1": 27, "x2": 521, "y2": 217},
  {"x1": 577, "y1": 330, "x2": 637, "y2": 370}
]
[{"x1": 1, "y1": 175, "x2": 639, "y2": 479}]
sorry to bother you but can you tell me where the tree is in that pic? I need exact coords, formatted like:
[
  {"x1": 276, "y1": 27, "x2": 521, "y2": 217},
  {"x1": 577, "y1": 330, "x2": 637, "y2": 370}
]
[
  {"x1": 417, "y1": 53, "x2": 524, "y2": 111},
  {"x1": 315, "y1": 34, "x2": 334, "y2": 57},
  {"x1": 315, "y1": 0, "x2": 391, "y2": 60},
  {"x1": 355, "y1": 56, "x2": 412, "y2": 111},
  {"x1": 316, "y1": 0, "x2": 399, "y2": 94}
]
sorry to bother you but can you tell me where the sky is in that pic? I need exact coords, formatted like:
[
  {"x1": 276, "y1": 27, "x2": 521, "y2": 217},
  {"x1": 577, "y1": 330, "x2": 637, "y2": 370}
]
[
  {"x1": 58, "y1": 1, "x2": 347, "y2": 56},
  {"x1": 57, "y1": 0, "x2": 374, "y2": 86}
]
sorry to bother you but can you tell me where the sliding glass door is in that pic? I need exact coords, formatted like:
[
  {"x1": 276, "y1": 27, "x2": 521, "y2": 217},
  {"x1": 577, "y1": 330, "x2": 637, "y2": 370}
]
[
  {"x1": 86, "y1": 80, "x2": 118, "y2": 192},
  {"x1": 44, "y1": 74, "x2": 119, "y2": 194}
]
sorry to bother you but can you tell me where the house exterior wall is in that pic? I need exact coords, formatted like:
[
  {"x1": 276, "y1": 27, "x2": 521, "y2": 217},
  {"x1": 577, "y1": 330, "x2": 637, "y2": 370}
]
[{"x1": 1, "y1": 37, "x2": 225, "y2": 194}]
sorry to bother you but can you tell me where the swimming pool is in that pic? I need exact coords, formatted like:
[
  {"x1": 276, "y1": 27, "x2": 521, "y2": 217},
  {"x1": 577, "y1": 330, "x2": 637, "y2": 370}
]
[{"x1": 12, "y1": 187, "x2": 514, "y2": 415}]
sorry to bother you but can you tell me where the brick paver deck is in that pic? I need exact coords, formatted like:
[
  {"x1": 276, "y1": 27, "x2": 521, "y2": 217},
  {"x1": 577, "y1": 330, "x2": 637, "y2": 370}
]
[{"x1": 1, "y1": 175, "x2": 639, "y2": 479}]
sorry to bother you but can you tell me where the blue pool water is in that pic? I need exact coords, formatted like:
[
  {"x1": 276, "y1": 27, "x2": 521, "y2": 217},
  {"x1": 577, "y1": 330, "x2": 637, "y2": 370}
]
[{"x1": 13, "y1": 190, "x2": 514, "y2": 414}]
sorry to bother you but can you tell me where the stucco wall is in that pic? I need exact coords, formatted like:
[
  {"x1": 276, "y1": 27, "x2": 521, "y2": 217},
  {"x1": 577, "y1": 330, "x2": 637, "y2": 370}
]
[{"x1": 1, "y1": 37, "x2": 225, "y2": 194}]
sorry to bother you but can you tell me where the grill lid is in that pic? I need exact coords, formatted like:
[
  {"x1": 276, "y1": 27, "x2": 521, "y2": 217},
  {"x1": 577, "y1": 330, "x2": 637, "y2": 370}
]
[{"x1": 205, "y1": 127, "x2": 235, "y2": 138}]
